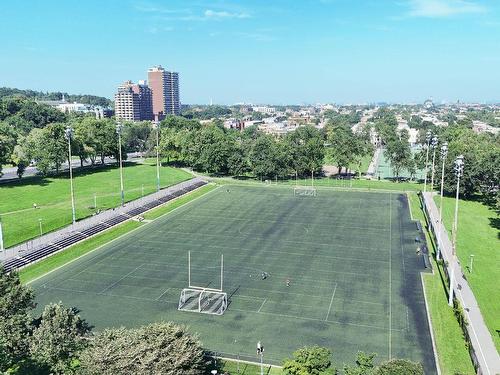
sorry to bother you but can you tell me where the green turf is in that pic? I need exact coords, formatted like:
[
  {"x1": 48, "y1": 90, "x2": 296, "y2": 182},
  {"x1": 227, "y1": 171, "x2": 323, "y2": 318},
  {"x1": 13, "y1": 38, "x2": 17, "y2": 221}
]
[
  {"x1": 0, "y1": 161, "x2": 192, "y2": 248},
  {"x1": 407, "y1": 193, "x2": 475, "y2": 375},
  {"x1": 434, "y1": 195, "x2": 500, "y2": 351},
  {"x1": 29, "y1": 186, "x2": 436, "y2": 373}
]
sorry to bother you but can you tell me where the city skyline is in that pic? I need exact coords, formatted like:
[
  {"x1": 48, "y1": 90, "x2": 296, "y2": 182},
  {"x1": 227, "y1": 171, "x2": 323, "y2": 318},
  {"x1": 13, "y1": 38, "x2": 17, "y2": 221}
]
[{"x1": 1, "y1": 0, "x2": 500, "y2": 104}]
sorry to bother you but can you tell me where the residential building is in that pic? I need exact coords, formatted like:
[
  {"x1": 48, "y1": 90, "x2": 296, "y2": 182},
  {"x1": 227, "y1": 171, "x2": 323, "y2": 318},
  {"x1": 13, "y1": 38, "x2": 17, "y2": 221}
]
[
  {"x1": 132, "y1": 80, "x2": 153, "y2": 121},
  {"x1": 148, "y1": 65, "x2": 181, "y2": 120},
  {"x1": 115, "y1": 81, "x2": 141, "y2": 121}
]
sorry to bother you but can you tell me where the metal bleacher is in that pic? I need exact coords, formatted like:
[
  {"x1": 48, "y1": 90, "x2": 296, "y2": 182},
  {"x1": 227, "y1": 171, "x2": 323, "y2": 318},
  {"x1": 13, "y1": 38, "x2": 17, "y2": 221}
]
[{"x1": 2, "y1": 180, "x2": 207, "y2": 274}]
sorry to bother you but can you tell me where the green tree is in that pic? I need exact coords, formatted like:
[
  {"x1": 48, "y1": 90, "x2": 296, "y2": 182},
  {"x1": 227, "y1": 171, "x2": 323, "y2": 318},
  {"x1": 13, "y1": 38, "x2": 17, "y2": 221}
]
[
  {"x1": 372, "y1": 359, "x2": 423, "y2": 375},
  {"x1": 0, "y1": 121, "x2": 17, "y2": 175},
  {"x1": 283, "y1": 346, "x2": 335, "y2": 375},
  {"x1": 0, "y1": 266, "x2": 36, "y2": 371},
  {"x1": 326, "y1": 123, "x2": 357, "y2": 175},
  {"x1": 30, "y1": 303, "x2": 91, "y2": 374},
  {"x1": 78, "y1": 322, "x2": 207, "y2": 375},
  {"x1": 249, "y1": 133, "x2": 280, "y2": 179},
  {"x1": 343, "y1": 352, "x2": 376, "y2": 375},
  {"x1": 285, "y1": 125, "x2": 325, "y2": 176},
  {"x1": 384, "y1": 130, "x2": 412, "y2": 180},
  {"x1": 24, "y1": 123, "x2": 67, "y2": 175}
]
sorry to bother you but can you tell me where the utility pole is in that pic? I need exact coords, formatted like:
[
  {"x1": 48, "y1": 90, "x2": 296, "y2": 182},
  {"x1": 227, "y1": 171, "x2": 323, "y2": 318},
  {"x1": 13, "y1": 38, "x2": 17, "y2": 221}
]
[
  {"x1": 154, "y1": 121, "x2": 161, "y2": 192},
  {"x1": 257, "y1": 341, "x2": 264, "y2": 375},
  {"x1": 448, "y1": 155, "x2": 464, "y2": 306},
  {"x1": 423, "y1": 130, "x2": 432, "y2": 193},
  {"x1": 430, "y1": 135, "x2": 439, "y2": 191},
  {"x1": 437, "y1": 142, "x2": 448, "y2": 260},
  {"x1": 116, "y1": 123, "x2": 125, "y2": 206},
  {"x1": 0, "y1": 216, "x2": 4, "y2": 256},
  {"x1": 65, "y1": 126, "x2": 76, "y2": 224}
]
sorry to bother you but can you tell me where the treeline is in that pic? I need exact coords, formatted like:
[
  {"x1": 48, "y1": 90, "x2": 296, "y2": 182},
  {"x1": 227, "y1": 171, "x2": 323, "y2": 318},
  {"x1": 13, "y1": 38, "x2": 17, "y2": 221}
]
[
  {"x1": 375, "y1": 108, "x2": 499, "y2": 202},
  {"x1": 0, "y1": 87, "x2": 112, "y2": 107},
  {"x1": 1, "y1": 266, "x2": 424, "y2": 375},
  {"x1": 158, "y1": 116, "x2": 373, "y2": 178}
]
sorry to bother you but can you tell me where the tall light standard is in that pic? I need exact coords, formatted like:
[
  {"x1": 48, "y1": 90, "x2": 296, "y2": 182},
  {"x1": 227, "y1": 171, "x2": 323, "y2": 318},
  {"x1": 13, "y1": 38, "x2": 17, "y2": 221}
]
[
  {"x1": 448, "y1": 155, "x2": 464, "y2": 306},
  {"x1": 153, "y1": 121, "x2": 161, "y2": 192},
  {"x1": 65, "y1": 126, "x2": 76, "y2": 224},
  {"x1": 116, "y1": 123, "x2": 125, "y2": 206},
  {"x1": 423, "y1": 130, "x2": 432, "y2": 192},
  {"x1": 437, "y1": 142, "x2": 448, "y2": 260},
  {"x1": 0, "y1": 216, "x2": 5, "y2": 256},
  {"x1": 38, "y1": 218, "x2": 43, "y2": 237},
  {"x1": 257, "y1": 341, "x2": 264, "y2": 375},
  {"x1": 430, "y1": 135, "x2": 439, "y2": 191}
]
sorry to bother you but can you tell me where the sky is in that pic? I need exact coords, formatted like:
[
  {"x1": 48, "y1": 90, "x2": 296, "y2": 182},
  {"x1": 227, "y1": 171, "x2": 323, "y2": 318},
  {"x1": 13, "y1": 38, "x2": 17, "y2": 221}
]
[{"x1": 0, "y1": 0, "x2": 499, "y2": 105}]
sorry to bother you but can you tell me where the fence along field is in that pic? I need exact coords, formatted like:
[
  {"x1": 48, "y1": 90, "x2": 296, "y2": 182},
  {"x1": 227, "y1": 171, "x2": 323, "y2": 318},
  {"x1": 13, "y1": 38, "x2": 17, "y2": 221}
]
[{"x1": 30, "y1": 185, "x2": 437, "y2": 373}]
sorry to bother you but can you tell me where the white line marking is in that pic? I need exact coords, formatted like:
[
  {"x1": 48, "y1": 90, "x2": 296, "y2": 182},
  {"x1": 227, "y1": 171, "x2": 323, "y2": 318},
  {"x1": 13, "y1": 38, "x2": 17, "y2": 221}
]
[
  {"x1": 156, "y1": 287, "x2": 171, "y2": 301},
  {"x1": 325, "y1": 283, "x2": 338, "y2": 321},
  {"x1": 99, "y1": 264, "x2": 143, "y2": 294},
  {"x1": 388, "y1": 193, "x2": 392, "y2": 360},
  {"x1": 257, "y1": 298, "x2": 267, "y2": 313}
]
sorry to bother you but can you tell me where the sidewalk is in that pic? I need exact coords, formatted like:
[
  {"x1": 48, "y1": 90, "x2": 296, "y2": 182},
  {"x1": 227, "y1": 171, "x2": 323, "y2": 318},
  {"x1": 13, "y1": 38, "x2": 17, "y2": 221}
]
[{"x1": 422, "y1": 192, "x2": 500, "y2": 375}]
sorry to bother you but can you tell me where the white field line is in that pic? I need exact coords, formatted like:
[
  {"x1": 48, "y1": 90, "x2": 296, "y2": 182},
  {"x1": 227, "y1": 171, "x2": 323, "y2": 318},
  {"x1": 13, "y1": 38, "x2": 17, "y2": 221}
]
[
  {"x1": 325, "y1": 283, "x2": 338, "y2": 321},
  {"x1": 98, "y1": 264, "x2": 144, "y2": 294},
  {"x1": 388, "y1": 192, "x2": 392, "y2": 360},
  {"x1": 257, "y1": 298, "x2": 267, "y2": 313}
]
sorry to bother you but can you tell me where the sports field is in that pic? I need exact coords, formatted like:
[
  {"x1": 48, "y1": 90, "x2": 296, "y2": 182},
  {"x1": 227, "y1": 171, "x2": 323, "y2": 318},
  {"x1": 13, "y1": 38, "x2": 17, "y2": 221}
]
[{"x1": 30, "y1": 185, "x2": 436, "y2": 373}]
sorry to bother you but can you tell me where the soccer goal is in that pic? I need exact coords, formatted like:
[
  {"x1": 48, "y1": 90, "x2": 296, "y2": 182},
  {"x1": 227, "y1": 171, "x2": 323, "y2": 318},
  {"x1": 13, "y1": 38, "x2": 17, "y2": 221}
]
[
  {"x1": 178, "y1": 252, "x2": 228, "y2": 316},
  {"x1": 294, "y1": 186, "x2": 317, "y2": 197}
]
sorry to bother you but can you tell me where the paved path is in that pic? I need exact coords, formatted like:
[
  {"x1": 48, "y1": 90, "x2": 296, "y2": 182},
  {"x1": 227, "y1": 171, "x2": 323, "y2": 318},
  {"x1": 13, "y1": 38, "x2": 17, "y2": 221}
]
[{"x1": 422, "y1": 192, "x2": 500, "y2": 375}]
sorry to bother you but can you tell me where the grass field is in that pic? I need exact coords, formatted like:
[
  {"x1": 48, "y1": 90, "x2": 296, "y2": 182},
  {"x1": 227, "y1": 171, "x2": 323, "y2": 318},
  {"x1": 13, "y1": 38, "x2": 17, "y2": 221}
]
[
  {"x1": 408, "y1": 193, "x2": 475, "y2": 375},
  {"x1": 435, "y1": 196, "x2": 500, "y2": 351},
  {"x1": 376, "y1": 146, "x2": 425, "y2": 181},
  {"x1": 0, "y1": 161, "x2": 192, "y2": 248},
  {"x1": 30, "y1": 185, "x2": 436, "y2": 372}
]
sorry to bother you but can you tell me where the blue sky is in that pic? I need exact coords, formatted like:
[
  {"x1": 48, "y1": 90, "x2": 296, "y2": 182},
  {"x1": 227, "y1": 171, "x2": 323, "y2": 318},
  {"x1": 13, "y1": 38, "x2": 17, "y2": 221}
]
[{"x1": 0, "y1": 0, "x2": 499, "y2": 104}]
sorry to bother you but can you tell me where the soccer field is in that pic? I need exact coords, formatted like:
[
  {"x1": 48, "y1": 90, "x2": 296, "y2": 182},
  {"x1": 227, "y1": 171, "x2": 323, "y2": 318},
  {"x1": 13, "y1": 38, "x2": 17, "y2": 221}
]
[{"x1": 30, "y1": 185, "x2": 436, "y2": 373}]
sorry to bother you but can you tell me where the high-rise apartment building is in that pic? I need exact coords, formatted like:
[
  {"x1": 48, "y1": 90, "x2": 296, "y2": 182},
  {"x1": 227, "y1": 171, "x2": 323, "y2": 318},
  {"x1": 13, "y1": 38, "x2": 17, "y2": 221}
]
[
  {"x1": 115, "y1": 81, "x2": 140, "y2": 121},
  {"x1": 148, "y1": 65, "x2": 180, "y2": 120},
  {"x1": 114, "y1": 80, "x2": 153, "y2": 122}
]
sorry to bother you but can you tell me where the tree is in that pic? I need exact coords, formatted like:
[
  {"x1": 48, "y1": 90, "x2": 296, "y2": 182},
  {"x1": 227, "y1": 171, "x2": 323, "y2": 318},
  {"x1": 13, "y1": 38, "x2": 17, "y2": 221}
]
[
  {"x1": 24, "y1": 123, "x2": 67, "y2": 175},
  {"x1": 249, "y1": 133, "x2": 280, "y2": 179},
  {"x1": 282, "y1": 346, "x2": 335, "y2": 375},
  {"x1": 384, "y1": 129, "x2": 412, "y2": 180},
  {"x1": 0, "y1": 266, "x2": 36, "y2": 371},
  {"x1": 285, "y1": 125, "x2": 325, "y2": 176},
  {"x1": 78, "y1": 322, "x2": 207, "y2": 375},
  {"x1": 30, "y1": 303, "x2": 91, "y2": 374},
  {"x1": 122, "y1": 121, "x2": 151, "y2": 153},
  {"x1": 343, "y1": 352, "x2": 376, "y2": 375},
  {"x1": 0, "y1": 121, "x2": 17, "y2": 175},
  {"x1": 189, "y1": 124, "x2": 234, "y2": 174},
  {"x1": 372, "y1": 359, "x2": 423, "y2": 375},
  {"x1": 326, "y1": 123, "x2": 357, "y2": 175}
]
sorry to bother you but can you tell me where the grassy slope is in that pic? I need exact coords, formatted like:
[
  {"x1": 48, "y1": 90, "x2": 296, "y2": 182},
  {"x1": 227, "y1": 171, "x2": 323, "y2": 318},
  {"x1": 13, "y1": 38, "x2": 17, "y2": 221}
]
[
  {"x1": 20, "y1": 184, "x2": 214, "y2": 284},
  {"x1": 0, "y1": 161, "x2": 192, "y2": 247},
  {"x1": 408, "y1": 193, "x2": 475, "y2": 375},
  {"x1": 435, "y1": 196, "x2": 500, "y2": 351}
]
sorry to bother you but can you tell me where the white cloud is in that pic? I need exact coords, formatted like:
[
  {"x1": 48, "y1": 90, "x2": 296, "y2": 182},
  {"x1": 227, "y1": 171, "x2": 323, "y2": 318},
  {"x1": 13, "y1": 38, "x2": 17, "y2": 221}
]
[
  {"x1": 406, "y1": 0, "x2": 486, "y2": 17},
  {"x1": 204, "y1": 9, "x2": 250, "y2": 19}
]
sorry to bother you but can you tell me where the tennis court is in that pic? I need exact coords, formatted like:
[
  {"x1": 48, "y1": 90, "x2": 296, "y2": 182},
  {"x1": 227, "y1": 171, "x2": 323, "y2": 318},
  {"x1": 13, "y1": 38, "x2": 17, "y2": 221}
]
[{"x1": 30, "y1": 185, "x2": 436, "y2": 373}]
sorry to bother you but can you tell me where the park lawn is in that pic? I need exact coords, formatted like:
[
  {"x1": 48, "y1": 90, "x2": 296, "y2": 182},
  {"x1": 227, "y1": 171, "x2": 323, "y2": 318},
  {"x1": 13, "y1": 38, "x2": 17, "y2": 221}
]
[
  {"x1": 435, "y1": 196, "x2": 500, "y2": 351},
  {"x1": 323, "y1": 154, "x2": 373, "y2": 175},
  {"x1": 20, "y1": 220, "x2": 143, "y2": 284},
  {"x1": 408, "y1": 193, "x2": 475, "y2": 375},
  {"x1": 0, "y1": 161, "x2": 192, "y2": 248}
]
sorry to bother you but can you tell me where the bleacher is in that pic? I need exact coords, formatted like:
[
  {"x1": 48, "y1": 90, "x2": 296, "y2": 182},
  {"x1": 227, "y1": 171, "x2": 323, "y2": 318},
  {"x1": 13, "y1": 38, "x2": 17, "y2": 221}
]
[{"x1": 2, "y1": 180, "x2": 207, "y2": 274}]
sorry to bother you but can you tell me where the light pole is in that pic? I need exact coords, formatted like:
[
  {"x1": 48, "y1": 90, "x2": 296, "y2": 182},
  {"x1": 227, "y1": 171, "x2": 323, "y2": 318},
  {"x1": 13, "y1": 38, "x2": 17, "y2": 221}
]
[
  {"x1": 437, "y1": 142, "x2": 448, "y2": 260},
  {"x1": 153, "y1": 121, "x2": 161, "y2": 192},
  {"x1": 448, "y1": 155, "x2": 464, "y2": 306},
  {"x1": 257, "y1": 341, "x2": 264, "y2": 375},
  {"x1": 469, "y1": 254, "x2": 475, "y2": 273},
  {"x1": 423, "y1": 130, "x2": 432, "y2": 192},
  {"x1": 38, "y1": 218, "x2": 43, "y2": 237},
  {"x1": 116, "y1": 123, "x2": 125, "y2": 206},
  {"x1": 430, "y1": 135, "x2": 439, "y2": 191},
  {"x1": 65, "y1": 126, "x2": 76, "y2": 224},
  {"x1": 0, "y1": 216, "x2": 4, "y2": 256}
]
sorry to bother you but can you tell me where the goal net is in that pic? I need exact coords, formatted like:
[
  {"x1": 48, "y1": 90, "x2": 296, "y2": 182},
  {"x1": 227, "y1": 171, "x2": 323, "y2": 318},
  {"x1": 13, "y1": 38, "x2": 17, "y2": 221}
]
[
  {"x1": 294, "y1": 186, "x2": 317, "y2": 196},
  {"x1": 178, "y1": 288, "x2": 228, "y2": 315}
]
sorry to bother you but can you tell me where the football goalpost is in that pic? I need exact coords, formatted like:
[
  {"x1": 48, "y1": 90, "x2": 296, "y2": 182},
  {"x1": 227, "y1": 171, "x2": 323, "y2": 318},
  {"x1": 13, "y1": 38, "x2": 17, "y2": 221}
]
[
  {"x1": 178, "y1": 251, "x2": 228, "y2": 316},
  {"x1": 294, "y1": 170, "x2": 317, "y2": 196}
]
